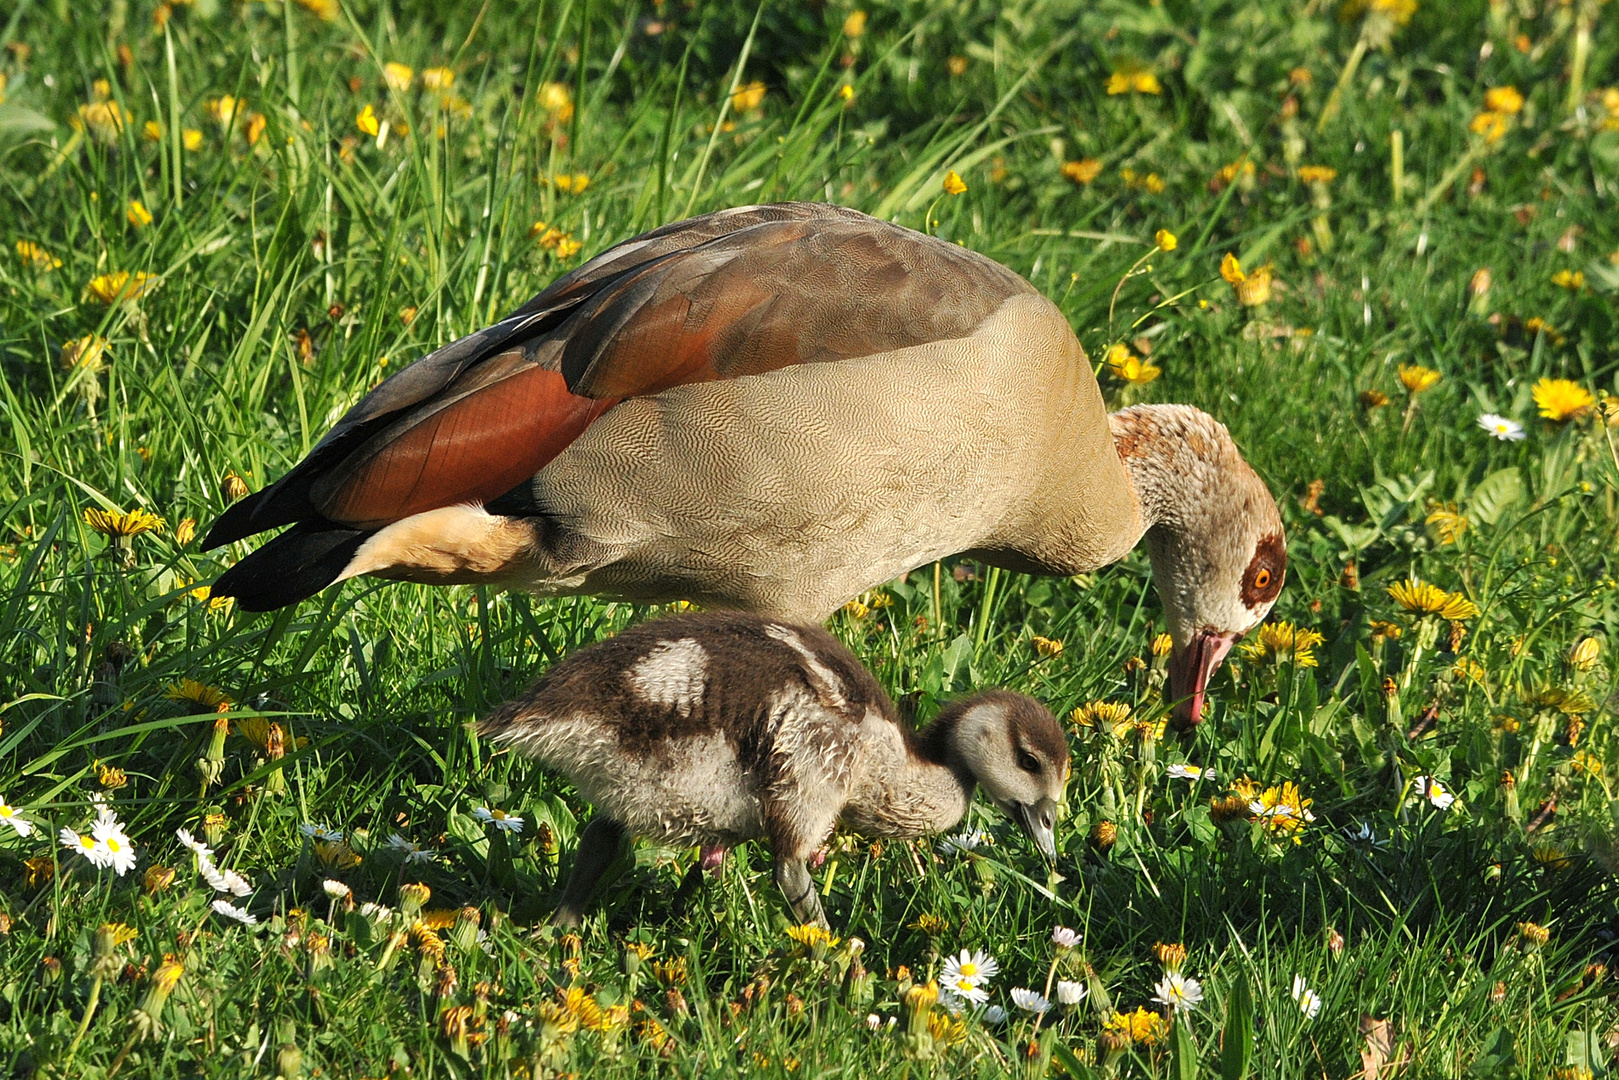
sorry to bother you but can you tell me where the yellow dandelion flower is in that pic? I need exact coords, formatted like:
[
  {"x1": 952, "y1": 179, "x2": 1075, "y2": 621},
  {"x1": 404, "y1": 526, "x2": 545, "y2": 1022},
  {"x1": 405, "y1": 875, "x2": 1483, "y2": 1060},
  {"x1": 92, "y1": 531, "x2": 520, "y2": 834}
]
[
  {"x1": 908, "y1": 913, "x2": 950, "y2": 936},
  {"x1": 554, "y1": 237, "x2": 582, "y2": 259},
  {"x1": 1031, "y1": 635, "x2": 1063, "y2": 658},
  {"x1": 1103, "y1": 1007, "x2": 1168, "y2": 1045},
  {"x1": 1551, "y1": 269, "x2": 1585, "y2": 291},
  {"x1": 1571, "y1": 750, "x2": 1602, "y2": 775},
  {"x1": 86, "y1": 270, "x2": 156, "y2": 305},
  {"x1": 1360, "y1": 389, "x2": 1390, "y2": 408},
  {"x1": 942, "y1": 170, "x2": 967, "y2": 196},
  {"x1": 126, "y1": 200, "x2": 152, "y2": 228},
  {"x1": 207, "y1": 95, "x2": 243, "y2": 130},
  {"x1": 1106, "y1": 67, "x2": 1161, "y2": 95},
  {"x1": 1387, "y1": 578, "x2": 1479, "y2": 621},
  {"x1": 1104, "y1": 343, "x2": 1161, "y2": 384},
  {"x1": 1424, "y1": 503, "x2": 1469, "y2": 544},
  {"x1": 1484, "y1": 86, "x2": 1524, "y2": 115},
  {"x1": 74, "y1": 100, "x2": 131, "y2": 141},
  {"x1": 1532, "y1": 378, "x2": 1594, "y2": 422},
  {"x1": 1154, "y1": 228, "x2": 1177, "y2": 252},
  {"x1": 166, "y1": 678, "x2": 231, "y2": 709},
  {"x1": 1071, "y1": 701, "x2": 1133, "y2": 738},
  {"x1": 1249, "y1": 781, "x2": 1315, "y2": 842},
  {"x1": 784, "y1": 923, "x2": 839, "y2": 949},
  {"x1": 730, "y1": 80, "x2": 766, "y2": 113},
  {"x1": 1090, "y1": 820, "x2": 1117, "y2": 848},
  {"x1": 181, "y1": 128, "x2": 203, "y2": 151},
  {"x1": 538, "y1": 82, "x2": 574, "y2": 121},
  {"x1": 551, "y1": 173, "x2": 591, "y2": 194},
  {"x1": 1398, "y1": 364, "x2": 1441, "y2": 394},
  {"x1": 84, "y1": 506, "x2": 165, "y2": 538},
  {"x1": 1298, "y1": 165, "x2": 1338, "y2": 184},
  {"x1": 1470, "y1": 110, "x2": 1509, "y2": 144},
  {"x1": 843, "y1": 10, "x2": 868, "y2": 37},
  {"x1": 1523, "y1": 317, "x2": 1563, "y2": 344},
  {"x1": 1151, "y1": 632, "x2": 1174, "y2": 657},
  {"x1": 142, "y1": 120, "x2": 163, "y2": 141},
  {"x1": 1240, "y1": 621, "x2": 1325, "y2": 667},
  {"x1": 61, "y1": 334, "x2": 109, "y2": 372},
  {"x1": 356, "y1": 104, "x2": 379, "y2": 137},
  {"x1": 292, "y1": 0, "x2": 338, "y2": 19},
  {"x1": 1220, "y1": 252, "x2": 1246, "y2": 284},
  {"x1": 16, "y1": 241, "x2": 62, "y2": 271},
  {"x1": 839, "y1": 83, "x2": 855, "y2": 103},
  {"x1": 1453, "y1": 658, "x2": 1487, "y2": 684},
  {"x1": 383, "y1": 62, "x2": 414, "y2": 93},
  {"x1": 421, "y1": 67, "x2": 455, "y2": 92},
  {"x1": 1061, "y1": 158, "x2": 1103, "y2": 185}
]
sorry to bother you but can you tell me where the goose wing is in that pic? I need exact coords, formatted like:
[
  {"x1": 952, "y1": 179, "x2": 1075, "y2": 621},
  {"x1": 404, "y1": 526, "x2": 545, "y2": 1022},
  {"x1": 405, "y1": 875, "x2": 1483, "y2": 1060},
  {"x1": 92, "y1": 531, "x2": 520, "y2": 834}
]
[{"x1": 204, "y1": 202, "x2": 1031, "y2": 544}]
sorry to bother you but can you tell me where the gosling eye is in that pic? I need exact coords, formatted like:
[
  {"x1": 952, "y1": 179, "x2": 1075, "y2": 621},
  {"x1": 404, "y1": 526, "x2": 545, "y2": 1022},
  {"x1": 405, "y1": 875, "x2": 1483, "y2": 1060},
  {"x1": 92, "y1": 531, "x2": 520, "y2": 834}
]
[{"x1": 1017, "y1": 752, "x2": 1041, "y2": 774}]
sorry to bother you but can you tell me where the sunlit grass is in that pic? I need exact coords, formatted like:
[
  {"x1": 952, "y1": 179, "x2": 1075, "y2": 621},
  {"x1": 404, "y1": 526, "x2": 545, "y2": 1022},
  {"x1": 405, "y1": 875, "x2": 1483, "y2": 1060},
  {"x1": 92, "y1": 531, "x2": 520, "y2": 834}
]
[{"x1": 0, "y1": 0, "x2": 1617, "y2": 1076}]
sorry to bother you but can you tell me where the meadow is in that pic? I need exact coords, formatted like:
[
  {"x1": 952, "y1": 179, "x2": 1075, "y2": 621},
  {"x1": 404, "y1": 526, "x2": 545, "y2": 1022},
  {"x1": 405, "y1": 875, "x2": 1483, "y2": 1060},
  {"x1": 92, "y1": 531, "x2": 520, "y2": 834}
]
[{"x1": 0, "y1": 0, "x2": 1617, "y2": 1075}]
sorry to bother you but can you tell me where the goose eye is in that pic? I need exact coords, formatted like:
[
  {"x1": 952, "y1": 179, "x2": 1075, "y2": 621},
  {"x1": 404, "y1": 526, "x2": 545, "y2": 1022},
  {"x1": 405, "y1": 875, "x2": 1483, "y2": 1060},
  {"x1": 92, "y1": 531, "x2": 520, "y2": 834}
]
[
  {"x1": 1018, "y1": 752, "x2": 1040, "y2": 773},
  {"x1": 1253, "y1": 569, "x2": 1272, "y2": 589}
]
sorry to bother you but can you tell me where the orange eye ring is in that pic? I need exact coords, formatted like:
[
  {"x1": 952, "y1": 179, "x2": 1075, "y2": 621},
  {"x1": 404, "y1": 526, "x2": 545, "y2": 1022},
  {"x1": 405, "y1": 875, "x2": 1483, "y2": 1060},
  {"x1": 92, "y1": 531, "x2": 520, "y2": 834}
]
[{"x1": 1253, "y1": 569, "x2": 1272, "y2": 589}]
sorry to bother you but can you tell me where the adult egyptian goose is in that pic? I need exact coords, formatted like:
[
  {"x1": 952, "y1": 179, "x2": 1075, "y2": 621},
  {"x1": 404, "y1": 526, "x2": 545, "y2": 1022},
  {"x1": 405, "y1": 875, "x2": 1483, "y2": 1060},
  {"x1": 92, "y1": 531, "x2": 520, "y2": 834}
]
[
  {"x1": 205, "y1": 202, "x2": 1285, "y2": 725},
  {"x1": 476, "y1": 610, "x2": 1070, "y2": 928}
]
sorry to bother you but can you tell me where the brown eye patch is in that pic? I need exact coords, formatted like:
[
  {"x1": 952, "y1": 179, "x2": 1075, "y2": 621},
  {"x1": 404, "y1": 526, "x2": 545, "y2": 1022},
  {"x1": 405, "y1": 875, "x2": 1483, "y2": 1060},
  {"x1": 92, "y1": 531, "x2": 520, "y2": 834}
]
[{"x1": 1241, "y1": 532, "x2": 1287, "y2": 608}]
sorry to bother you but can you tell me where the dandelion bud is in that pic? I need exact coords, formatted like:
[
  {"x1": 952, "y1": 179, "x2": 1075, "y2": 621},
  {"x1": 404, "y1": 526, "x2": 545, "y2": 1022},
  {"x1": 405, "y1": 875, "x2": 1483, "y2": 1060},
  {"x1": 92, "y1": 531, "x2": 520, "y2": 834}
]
[
  {"x1": 40, "y1": 956, "x2": 62, "y2": 985},
  {"x1": 1570, "y1": 637, "x2": 1601, "y2": 670},
  {"x1": 1234, "y1": 265, "x2": 1273, "y2": 306},
  {"x1": 1518, "y1": 921, "x2": 1550, "y2": 949},
  {"x1": 901, "y1": 979, "x2": 939, "y2": 1044},
  {"x1": 174, "y1": 518, "x2": 196, "y2": 546},
  {"x1": 1326, "y1": 927, "x2": 1345, "y2": 955},
  {"x1": 449, "y1": 906, "x2": 482, "y2": 954},
  {"x1": 1090, "y1": 820, "x2": 1117, "y2": 850},
  {"x1": 1153, "y1": 942, "x2": 1187, "y2": 972},
  {"x1": 202, "y1": 810, "x2": 227, "y2": 846},
  {"x1": 144, "y1": 864, "x2": 176, "y2": 895},
  {"x1": 439, "y1": 1003, "x2": 474, "y2": 1057},
  {"x1": 220, "y1": 471, "x2": 250, "y2": 502},
  {"x1": 1210, "y1": 794, "x2": 1249, "y2": 823},
  {"x1": 398, "y1": 881, "x2": 432, "y2": 918},
  {"x1": 1490, "y1": 980, "x2": 1506, "y2": 1003},
  {"x1": 1150, "y1": 632, "x2": 1173, "y2": 658},
  {"x1": 1359, "y1": 389, "x2": 1390, "y2": 409},
  {"x1": 434, "y1": 962, "x2": 460, "y2": 1000},
  {"x1": 1469, "y1": 267, "x2": 1492, "y2": 298}
]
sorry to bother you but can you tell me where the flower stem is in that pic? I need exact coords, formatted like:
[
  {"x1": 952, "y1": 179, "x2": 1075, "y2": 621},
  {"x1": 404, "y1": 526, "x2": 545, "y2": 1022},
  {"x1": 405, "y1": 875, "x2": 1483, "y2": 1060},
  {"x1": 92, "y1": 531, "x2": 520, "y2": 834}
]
[
  {"x1": 1317, "y1": 31, "x2": 1369, "y2": 132},
  {"x1": 62, "y1": 975, "x2": 104, "y2": 1070}
]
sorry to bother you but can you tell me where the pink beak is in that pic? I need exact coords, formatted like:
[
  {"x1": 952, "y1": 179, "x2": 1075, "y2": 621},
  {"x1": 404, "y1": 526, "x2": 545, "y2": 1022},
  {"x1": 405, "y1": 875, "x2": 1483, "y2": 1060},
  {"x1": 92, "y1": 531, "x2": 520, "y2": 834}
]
[{"x1": 1168, "y1": 630, "x2": 1240, "y2": 729}]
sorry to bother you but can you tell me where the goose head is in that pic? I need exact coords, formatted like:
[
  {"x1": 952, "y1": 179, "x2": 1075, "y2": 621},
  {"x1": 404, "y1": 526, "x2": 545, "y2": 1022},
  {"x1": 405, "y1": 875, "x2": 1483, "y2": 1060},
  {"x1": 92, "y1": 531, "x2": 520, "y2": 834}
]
[
  {"x1": 1110, "y1": 405, "x2": 1286, "y2": 729},
  {"x1": 937, "y1": 690, "x2": 1070, "y2": 860}
]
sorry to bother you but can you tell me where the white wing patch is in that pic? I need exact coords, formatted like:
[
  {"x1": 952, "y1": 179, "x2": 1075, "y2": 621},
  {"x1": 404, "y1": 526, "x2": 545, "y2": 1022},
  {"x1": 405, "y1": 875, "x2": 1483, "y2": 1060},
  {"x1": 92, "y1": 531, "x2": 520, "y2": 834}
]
[
  {"x1": 763, "y1": 624, "x2": 847, "y2": 709},
  {"x1": 627, "y1": 637, "x2": 709, "y2": 717}
]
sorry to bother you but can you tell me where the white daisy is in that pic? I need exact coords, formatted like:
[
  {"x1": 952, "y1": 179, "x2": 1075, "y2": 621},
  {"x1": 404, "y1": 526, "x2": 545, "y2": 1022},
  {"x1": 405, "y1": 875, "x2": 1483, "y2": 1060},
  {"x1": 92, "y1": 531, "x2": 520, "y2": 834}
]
[
  {"x1": 359, "y1": 902, "x2": 394, "y2": 921},
  {"x1": 387, "y1": 833, "x2": 435, "y2": 864},
  {"x1": 1166, "y1": 763, "x2": 1215, "y2": 781},
  {"x1": 1051, "y1": 925, "x2": 1080, "y2": 949},
  {"x1": 940, "y1": 948, "x2": 998, "y2": 1005},
  {"x1": 472, "y1": 807, "x2": 524, "y2": 834},
  {"x1": 1292, "y1": 975, "x2": 1322, "y2": 1019},
  {"x1": 865, "y1": 1013, "x2": 882, "y2": 1031},
  {"x1": 299, "y1": 823, "x2": 343, "y2": 842},
  {"x1": 94, "y1": 823, "x2": 138, "y2": 877},
  {"x1": 1152, "y1": 972, "x2": 1204, "y2": 1012},
  {"x1": 61, "y1": 825, "x2": 111, "y2": 868},
  {"x1": 322, "y1": 879, "x2": 352, "y2": 899},
  {"x1": 1415, "y1": 775, "x2": 1456, "y2": 810},
  {"x1": 1477, "y1": 413, "x2": 1526, "y2": 441},
  {"x1": 1056, "y1": 980, "x2": 1088, "y2": 1005},
  {"x1": 211, "y1": 899, "x2": 258, "y2": 925},
  {"x1": 941, "y1": 980, "x2": 989, "y2": 1006},
  {"x1": 0, "y1": 800, "x2": 33, "y2": 837},
  {"x1": 1010, "y1": 987, "x2": 1051, "y2": 1014},
  {"x1": 980, "y1": 1005, "x2": 1008, "y2": 1023},
  {"x1": 937, "y1": 829, "x2": 991, "y2": 854},
  {"x1": 198, "y1": 856, "x2": 251, "y2": 897},
  {"x1": 176, "y1": 828, "x2": 213, "y2": 859}
]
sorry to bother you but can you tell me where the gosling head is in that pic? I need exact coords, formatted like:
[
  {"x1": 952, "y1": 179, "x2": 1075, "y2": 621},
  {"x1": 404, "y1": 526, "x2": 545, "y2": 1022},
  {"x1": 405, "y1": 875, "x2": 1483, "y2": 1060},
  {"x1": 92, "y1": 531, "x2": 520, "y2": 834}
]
[
  {"x1": 1111, "y1": 405, "x2": 1286, "y2": 729},
  {"x1": 938, "y1": 690, "x2": 1070, "y2": 860}
]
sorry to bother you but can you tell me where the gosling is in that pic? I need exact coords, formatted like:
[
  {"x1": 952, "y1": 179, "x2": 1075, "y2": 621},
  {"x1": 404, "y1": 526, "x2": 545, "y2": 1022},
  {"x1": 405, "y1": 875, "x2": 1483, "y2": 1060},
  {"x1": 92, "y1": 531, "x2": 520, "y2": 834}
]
[{"x1": 477, "y1": 611, "x2": 1070, "y2": 928}]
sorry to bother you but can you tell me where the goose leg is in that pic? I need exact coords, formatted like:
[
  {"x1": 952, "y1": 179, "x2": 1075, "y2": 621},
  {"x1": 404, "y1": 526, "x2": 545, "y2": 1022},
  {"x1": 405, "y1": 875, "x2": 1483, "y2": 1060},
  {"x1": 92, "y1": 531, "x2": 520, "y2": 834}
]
[
  {"x1": 551, "y1": 816, "x2": 626, "y2": 928},
  {"x1": 773, "y1": 856, "x2": 828, "y2": 930}
]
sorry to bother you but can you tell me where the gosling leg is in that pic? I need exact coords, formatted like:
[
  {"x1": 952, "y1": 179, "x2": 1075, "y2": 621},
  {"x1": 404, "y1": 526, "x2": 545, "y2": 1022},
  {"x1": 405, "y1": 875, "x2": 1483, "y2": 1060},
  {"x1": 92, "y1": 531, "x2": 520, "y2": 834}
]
[
  {"x1": 773, "y1": 856, "x2": 828, "y2": 930},
  {"x1": 551, "y1": 816, "x2": 626, "y2": 928}
]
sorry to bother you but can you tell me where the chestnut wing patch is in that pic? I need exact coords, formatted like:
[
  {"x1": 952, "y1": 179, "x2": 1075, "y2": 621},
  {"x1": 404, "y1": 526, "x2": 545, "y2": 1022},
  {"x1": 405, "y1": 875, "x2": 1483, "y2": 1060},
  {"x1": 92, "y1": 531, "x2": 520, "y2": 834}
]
[{"x1": 214, "y1": 202, "x2": 1032, "y2": 540}]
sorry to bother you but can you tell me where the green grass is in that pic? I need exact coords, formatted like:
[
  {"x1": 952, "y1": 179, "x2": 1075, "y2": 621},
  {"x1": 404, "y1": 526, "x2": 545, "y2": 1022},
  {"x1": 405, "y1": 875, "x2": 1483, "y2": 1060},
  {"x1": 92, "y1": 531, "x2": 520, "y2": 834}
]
[{"x1": 1, "y1": 0, "x2": 1618, "y2": 1075}]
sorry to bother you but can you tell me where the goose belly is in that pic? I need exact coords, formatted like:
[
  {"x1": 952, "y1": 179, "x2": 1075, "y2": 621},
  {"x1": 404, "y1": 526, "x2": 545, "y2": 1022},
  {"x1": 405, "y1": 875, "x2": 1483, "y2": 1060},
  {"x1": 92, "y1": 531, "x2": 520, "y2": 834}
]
[{"x1": 520, "y1": 716, "x2": 765, "y2": 845}]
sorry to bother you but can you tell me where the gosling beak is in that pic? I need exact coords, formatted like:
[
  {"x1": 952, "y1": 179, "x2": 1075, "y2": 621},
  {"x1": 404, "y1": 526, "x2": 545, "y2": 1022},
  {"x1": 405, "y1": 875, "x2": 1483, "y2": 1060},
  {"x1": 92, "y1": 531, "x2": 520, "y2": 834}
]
[
  {"x1": 1013, "y1": 797, "x2": 1059, "y2": 862},
  {"x1": 1168, "y1": 630, "x2": 1240, "y2": 730}
]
